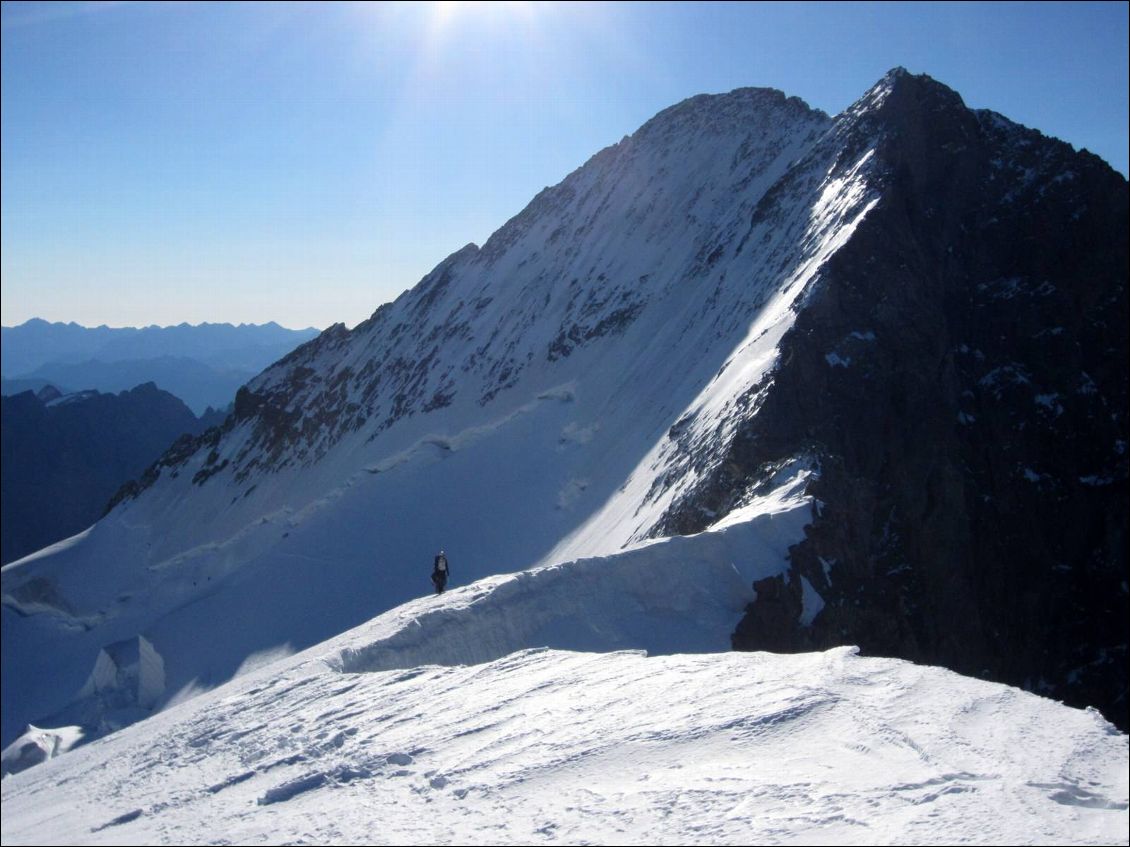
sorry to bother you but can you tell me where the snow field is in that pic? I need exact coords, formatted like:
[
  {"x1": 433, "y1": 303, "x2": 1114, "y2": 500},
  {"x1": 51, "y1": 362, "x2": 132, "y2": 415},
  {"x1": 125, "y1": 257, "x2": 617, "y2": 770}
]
[
  {"x1": 4, "y1": 504, "x2": 1127, "y2": 844},
  {"x1": 2, "y1": 641, "x2": 1125, "y2": 845}
]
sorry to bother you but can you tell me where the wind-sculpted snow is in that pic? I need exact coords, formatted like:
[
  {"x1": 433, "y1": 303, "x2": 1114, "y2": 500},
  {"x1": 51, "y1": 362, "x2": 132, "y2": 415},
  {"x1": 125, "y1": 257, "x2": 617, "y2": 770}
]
[
  {"x1": 330, "y1": 487, "x2": 813, "y2": 675},
  {"x1": 2, "y1": 637, "x2": 1125, "y2": 844},
  {"x1": 3, "y1": 522, "x2": 1127, "y2": 841}
]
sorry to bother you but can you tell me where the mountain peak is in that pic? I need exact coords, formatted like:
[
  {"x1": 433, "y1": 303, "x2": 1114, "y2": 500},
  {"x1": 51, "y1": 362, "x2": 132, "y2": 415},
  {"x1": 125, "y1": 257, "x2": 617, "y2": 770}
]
[
  {"x1": 843, "y1": 67, "x2": 968, "y2": 126},
  {"x1": 633, "y1": 85, "x2": 826, "y2": 148}
]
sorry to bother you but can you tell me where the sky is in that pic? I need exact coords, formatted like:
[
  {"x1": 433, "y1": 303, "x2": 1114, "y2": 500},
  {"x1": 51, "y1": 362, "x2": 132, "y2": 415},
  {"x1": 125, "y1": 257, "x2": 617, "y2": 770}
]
[{"x1": 2, "y1": 1, "x2": 1127, "y2": 331}]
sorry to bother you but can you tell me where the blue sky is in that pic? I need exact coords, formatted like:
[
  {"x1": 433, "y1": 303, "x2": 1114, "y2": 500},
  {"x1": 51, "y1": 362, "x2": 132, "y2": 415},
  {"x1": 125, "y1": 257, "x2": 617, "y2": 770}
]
[{"x1": 2, "y1": 1, "x2": 1127, "y2": 330}]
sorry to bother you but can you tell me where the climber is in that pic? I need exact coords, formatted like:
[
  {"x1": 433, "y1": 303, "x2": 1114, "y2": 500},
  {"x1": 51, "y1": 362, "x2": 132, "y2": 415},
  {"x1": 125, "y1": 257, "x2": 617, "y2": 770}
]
[{"x1": 431, "y1": 550, "x2": 450, "y2": 595}]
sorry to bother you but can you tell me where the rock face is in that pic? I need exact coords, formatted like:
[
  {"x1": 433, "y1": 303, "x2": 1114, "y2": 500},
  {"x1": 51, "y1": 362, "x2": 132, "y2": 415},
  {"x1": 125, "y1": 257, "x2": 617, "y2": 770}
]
[{"x1": 668, "y1": 72, "x2": 1128, "y2": 729}]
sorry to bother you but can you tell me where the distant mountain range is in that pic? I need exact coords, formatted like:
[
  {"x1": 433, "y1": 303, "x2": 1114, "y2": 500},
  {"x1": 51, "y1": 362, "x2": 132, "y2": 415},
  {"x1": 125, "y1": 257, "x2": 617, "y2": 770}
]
[
  {"x1": 0, "y1": 383, "x2": 226, "y2": 566},
  {"x1": 1, "y1": 320, "x2": 320, "y2": 414}
]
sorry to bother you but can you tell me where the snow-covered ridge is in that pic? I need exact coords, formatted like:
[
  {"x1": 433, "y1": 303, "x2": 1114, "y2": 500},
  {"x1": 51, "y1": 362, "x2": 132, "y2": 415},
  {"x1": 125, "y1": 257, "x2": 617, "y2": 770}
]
[{"x1": 328, "y1": 467, "x2": 813, "y2": 675}]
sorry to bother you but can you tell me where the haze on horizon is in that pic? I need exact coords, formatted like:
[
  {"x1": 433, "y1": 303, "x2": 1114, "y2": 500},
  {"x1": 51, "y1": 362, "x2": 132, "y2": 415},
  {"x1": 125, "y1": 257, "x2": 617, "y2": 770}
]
[{"x1": 2, "y1": 0, "x2": 1127, "y2": 331}]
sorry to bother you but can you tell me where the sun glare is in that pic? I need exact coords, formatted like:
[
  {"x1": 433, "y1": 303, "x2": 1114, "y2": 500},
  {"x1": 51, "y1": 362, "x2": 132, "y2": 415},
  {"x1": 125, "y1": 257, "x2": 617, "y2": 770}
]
[{"x1": 430, "y1": 0, "x2": 538, "y2": 32}]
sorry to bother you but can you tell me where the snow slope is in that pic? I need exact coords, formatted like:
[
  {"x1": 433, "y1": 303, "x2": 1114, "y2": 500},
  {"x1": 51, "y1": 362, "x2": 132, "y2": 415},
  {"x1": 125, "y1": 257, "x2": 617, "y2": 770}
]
[
  {"x1": 3, "y1": 538, "x2": 1126, "y2": 844},
  {"x1": 2, "y1": 78, "x2": 881, "y2": 747}
]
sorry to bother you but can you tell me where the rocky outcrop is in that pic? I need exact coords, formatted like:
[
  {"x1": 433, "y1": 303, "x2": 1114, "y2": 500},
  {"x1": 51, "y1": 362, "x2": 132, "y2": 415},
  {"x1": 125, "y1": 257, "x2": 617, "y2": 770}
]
[{"x1": 687, "y1": 71, "x2": 1128, "y2": 729}]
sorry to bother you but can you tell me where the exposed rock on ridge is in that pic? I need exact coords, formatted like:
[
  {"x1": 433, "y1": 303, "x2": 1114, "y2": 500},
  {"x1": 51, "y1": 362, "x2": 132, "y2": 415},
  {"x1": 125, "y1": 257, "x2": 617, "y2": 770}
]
[{"x1": 660, "y1": 70, "x2": 1129, "y2": 729}]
